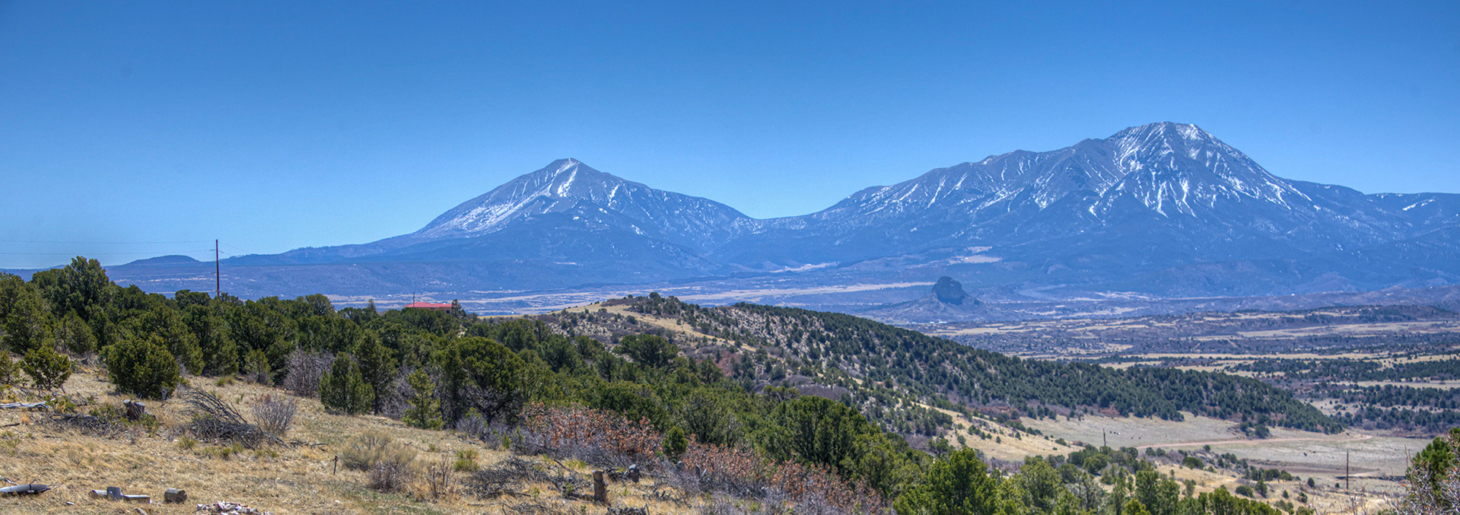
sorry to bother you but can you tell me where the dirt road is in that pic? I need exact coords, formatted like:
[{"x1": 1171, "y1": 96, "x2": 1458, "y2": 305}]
[{"x1": 1135, "y1": 433, "x2": 1374, "y2": 450}]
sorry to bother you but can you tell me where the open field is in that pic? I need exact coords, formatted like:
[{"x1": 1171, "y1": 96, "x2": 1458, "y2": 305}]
[
  {"x1": 919, "y1": 304, "x2": 1460, "y2": 356},
  {"x1": 1022, "y1": 412, "x2": 1413, "y2": 513}
]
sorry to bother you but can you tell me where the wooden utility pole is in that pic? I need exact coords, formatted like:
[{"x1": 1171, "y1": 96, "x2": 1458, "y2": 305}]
[
  {"x1": 215, "y1": 239, "x2": 221, "y2": 299},
  {"x1": 1345, "y1": 451, "x2": 1350, "y2": 491}
]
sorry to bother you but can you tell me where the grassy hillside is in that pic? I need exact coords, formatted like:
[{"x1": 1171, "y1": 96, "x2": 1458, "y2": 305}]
[
  {"x1": 540, "y1": 294, "x2": 1341, "y2": 436},
  {"x1": 0, "y1": 259, "x2": 1354, "y2": 515}
]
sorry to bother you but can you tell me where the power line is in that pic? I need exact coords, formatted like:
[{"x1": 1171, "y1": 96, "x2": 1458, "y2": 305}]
[
  {"x1": 0, "y1": 240, "x2": 212, "y2": 244},
  {"x1": 222, "y1": 243, "x2": 256, "y2": 255},
  {"x1": 0, "y1": 250, "x2": 215, "y2": 256}
]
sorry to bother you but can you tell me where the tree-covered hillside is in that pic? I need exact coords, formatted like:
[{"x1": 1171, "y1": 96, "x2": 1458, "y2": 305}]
[{"x1": 596, "y1": 295, "x2": 1341, "y2": 435}]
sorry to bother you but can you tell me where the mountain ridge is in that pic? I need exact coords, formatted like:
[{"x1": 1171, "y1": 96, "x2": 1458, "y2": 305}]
[{"x1": 64, "y1": 122, "x2": 1460, "y2": 308}]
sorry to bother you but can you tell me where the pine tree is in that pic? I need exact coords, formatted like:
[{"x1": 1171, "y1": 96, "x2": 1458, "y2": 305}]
[
  {"x1": 402, "y1": 369, "x2": 443, "y2": 429},
  {"x1": 355, "y1": 338, "x2": 396, "y2": 414},
  {"x1": 320, "y1": 355, "x2": 373, "y2": 415}
]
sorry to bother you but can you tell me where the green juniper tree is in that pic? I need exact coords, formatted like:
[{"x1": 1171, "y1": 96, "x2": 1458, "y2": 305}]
[
  {"x1": 21, "y1": 341, "x2": 71, "y2": 391},
  {"x1": 894, "y1": 448, "x2": 999, "y2": 515},
  {"x1": 319, "y1": 354, "x2": 373, "y2": 415},
  {"x1": 104, "y1": 335, "x2": 181, "y2": 399},
  {"x1": 402, "y1": 369, "x2": 443, "y2": 429}
]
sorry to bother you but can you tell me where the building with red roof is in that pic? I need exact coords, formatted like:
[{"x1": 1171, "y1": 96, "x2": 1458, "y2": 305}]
[{"x1": 404, "y1": 301, "x2": 452, "y2": 312}]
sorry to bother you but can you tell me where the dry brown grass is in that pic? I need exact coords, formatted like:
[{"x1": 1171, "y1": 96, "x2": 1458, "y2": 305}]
[{"x1": 0, "y1": 367, "x2": 697, "y2": 514}]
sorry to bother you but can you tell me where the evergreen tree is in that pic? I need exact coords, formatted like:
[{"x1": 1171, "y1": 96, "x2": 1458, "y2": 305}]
[
  {"x1": 138, "y1": 306, "x2": 204, "y2": 375},
  {"x1": 894, "y1": 448, "x2": 998, "y2": 515},
  {"x1": 243, "y1": 348, "x2": 271, "y2": 384},
  {"x1": 105, "y1": 335, "x2": 181, "y2": 399},
  {"x1": 1411, "y1": 428, "x2": 1460, "y2": 511},
  {"x1": 56, "y1": 310, "x2": 96, "y2": 354},
  {"x1": 183, "y1": 305, "x2": 238, "y2": 376},
  {"x1": 21, "y1": 341, "x2": 71, "y2": 390},
  {"x1": 320, "y1": 354, "x2": 373, "y2": 415},
  {"x1": 355, "y1": 337, "x2": 396, "y2": 414},
  {"x1": 614, "y1": 334, "x2": 679, "y2": 368},
  {"x1": 1, "y1": 276, "x2": 51, "y2": 355},
  {"x1": 0, "y1": 351, "x2": 18, "y2": 392},
  {"x1": 662, "y1": 426, "x2": 688, "y2": 461},
  {"x1": 30, "y1": 257, "x2": 110, "y2": 322},
  {"x1": 402, "y1": 369, "x2": 443, "y2": 429},
  {"x1": 1124, "y1": 499, "x2": 1152, "y2": 515}
]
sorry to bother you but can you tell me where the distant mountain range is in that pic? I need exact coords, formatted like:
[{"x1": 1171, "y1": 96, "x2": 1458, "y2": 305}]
[{"x1": 39, "y1": 122, "x2": 1460, "y2": 315}]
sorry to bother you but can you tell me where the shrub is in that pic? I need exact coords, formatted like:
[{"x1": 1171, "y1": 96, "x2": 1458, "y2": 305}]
[
  {"x1": 454, "y1": 449, "x2": 479, "y2": 472},
  {"x1": 252, "y1": 394, "x2": 298, "y2": 436},
  {"x1": 281, "y1": 350, "x2": 332, "y2": 397},
  {"x1": 516, "y1": 404, "x2": 660, "y2": 466},
  {"x1": 319, "y1": 355, "x2": 373, "y2": 415},
  {"x1": 22, "y1": 344, "x2": 72, "y2": 390},
  {"x1": 454, "y1": 409, "x2": 487, "y2": 438},
  {"x1": 663, "y1": 426, "x2": 688, "y2": 461},
  {"x1": 423, "y1": 459, "x2": 457, "y2": 499},
  {"x1": 402, "y1": 369, "x2": 442, "y2": 429},
  {"x1": 341, "y1": 430, "x2": 417, "y2": 472},
  {"x1": 369, "y1": 461, "x2": 414, "y2": 493},
  {"x1": 0, "y1": 351, "x2": 17, "y2": 391},
  {"x1": 204, "y1": 443, "x2": 246, "y2": 460},
  {"x1": 104, "y1": 335, "x2": 180, "y2": 399},
  {"x1": 243, "y1": 349, "x2": 271, "y2": 385}
]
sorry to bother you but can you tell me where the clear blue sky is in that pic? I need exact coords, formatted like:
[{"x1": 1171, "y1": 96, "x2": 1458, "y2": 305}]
[{"x1": 2, "y1": 1, "x2": 1457, "y2": 268}]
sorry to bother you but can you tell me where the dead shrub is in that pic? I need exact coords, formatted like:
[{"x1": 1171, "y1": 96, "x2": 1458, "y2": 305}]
[
  {"x1": 455, "y1": 410, "x2": 487, "y2": 438},
  {"x1": 281, "y1": 351, "x2": 333, "y2": 398},
  {"x1": 672, "y1": 440, "x2": 883, "y2": 514},
  {"x1": 501, "y1": 405, "x2": 883, "y2": 513},
  {"x1": 420, "y1": 459, "x2": 457, "y2": 500},
  {"x1": 369, "y1": 460, "x2": 415, "y2": 493},
  {"x1": 181, "y1": 389, "x2": 277, "y2": 448},
  {"x1": 515, "y1": 404, "x2": 659, "y2": 469},
  {"x1": 252, "y1": 394, "x2": 297, "y2": 436},
  {"x1": 467, "y1": 455, "x2": 549, "y2": 499}
]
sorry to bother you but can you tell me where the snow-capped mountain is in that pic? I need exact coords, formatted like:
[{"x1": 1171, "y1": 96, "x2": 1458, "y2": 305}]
[
  {"x1": 415, "y1": 159, "x2": 751, "y2": 251},
  {"x1": 720, "y1": 122, "x2": 1448, "y2": 268},
  {"x1": 92, "y1": 122, "x2": 1460, "y2": 301}
]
